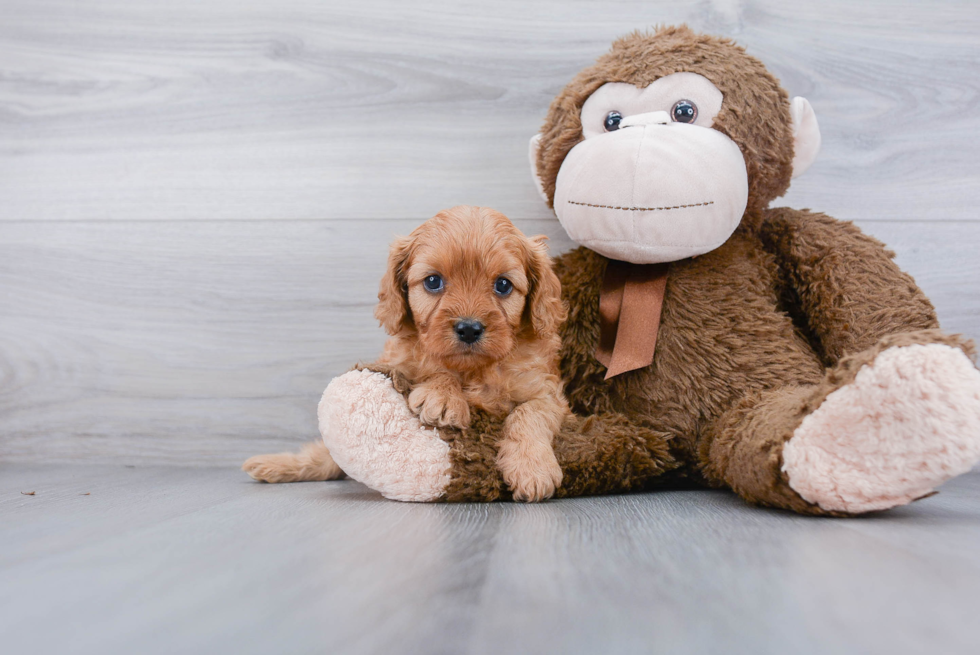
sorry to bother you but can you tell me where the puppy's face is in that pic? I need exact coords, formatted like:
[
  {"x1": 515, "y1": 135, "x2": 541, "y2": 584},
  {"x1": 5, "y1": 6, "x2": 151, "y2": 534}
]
[{"x1": 376, "y1": 206, "x2": 565, "y2": 372}]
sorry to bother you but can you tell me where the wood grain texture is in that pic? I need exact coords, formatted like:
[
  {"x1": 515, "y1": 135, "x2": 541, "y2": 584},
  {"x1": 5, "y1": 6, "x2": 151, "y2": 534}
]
[
  {"x1": 1, "y1": 218, "x2": 977, "y2": 465},
  {"x1": 0, "y1": 218, "x2": 574, "y2": 463},
  {"x1": 0, "y1": 0, "x2": 978, "y2": 221},
  {"x1": 2, "y1": 464, "x2": 980, "y2": 655}
]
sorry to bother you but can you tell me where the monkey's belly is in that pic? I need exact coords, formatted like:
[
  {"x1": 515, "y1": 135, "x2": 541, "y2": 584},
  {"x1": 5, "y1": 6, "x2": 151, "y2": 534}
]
[{"x1": 609, "y1": 234, "x2": 825, "y2": 454}]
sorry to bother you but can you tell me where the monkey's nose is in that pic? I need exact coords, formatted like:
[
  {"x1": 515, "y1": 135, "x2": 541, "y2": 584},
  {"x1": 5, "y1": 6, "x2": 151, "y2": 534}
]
[
  {"x1": 454, "y1": 319, "x2": 484, "y2": 344},
  {"x1": 620, "y1": 110, "x2": 671, "y2": 128}
]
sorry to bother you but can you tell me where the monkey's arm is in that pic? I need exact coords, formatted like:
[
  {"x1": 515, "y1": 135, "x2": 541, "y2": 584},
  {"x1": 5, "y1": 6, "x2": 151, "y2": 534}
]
[
  {"x1": 441, "y1": 409, "x2": 681, "y2": 501},
  {"x1": 760, "y1": 207, "x2": 939, "y2": 365},
  {"x1": 320, "y1": 363, "x2": 682, "y2": 502}
]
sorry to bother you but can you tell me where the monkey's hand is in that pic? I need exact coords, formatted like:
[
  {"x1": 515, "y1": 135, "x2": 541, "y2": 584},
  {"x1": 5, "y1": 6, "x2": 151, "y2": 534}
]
[{"x1": 319, "y1": 369, "x2": 452, "y2": 502}]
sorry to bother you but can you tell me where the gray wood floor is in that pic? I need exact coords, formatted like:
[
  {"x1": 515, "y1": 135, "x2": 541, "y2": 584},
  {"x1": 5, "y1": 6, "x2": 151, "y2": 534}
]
[{"x1": 3, "y1": 464, "x2": 980, "y2": 655}]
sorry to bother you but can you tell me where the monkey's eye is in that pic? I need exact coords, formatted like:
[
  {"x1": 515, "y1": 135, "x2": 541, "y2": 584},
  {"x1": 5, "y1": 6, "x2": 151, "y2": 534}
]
[
  {"x1": 671, "y1": 100, "x2": 698, "y2": 123},
  {"x1": 603, "y1": 111, "x2": 623, "y2": 132},
  {"x1": 494, "y1": 277, "x2": 513, "y2": 296},
  {"x1": 422, "y1": 274, "x2": 444, "y2": 293}
]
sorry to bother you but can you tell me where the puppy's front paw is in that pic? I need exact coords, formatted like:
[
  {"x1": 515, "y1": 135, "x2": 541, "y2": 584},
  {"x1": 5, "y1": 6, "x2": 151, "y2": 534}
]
[
  {"x1": 497, "y1": 438, "x2": 563, "y2": 502},
  {"x1": 408, "y1": 385, "x2": 471, "y2": 429}
]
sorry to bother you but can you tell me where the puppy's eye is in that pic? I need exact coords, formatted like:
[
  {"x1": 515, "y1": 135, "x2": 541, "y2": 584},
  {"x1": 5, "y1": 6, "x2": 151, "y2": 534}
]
[
  {"x1": 603, "y1": 111, "x2": 623, "y2": 132},
  {"x1": 494, "y1": 277, "x2": 513, "y2": 296},
  {"x1": 671, "y1": 99, "x2": 698, "y2": 123},
  {"x1": 422, "y1": 274, "x2": 444, "y2": 292}
]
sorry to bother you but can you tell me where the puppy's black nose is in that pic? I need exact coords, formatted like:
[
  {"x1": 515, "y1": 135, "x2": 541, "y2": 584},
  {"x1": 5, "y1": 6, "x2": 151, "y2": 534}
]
[{"x1": 454, "y1": 319, "x2": 484, "y2": 344}]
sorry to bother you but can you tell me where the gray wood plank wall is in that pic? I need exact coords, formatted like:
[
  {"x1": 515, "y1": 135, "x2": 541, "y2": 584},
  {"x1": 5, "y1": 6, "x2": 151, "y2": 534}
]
[{"x1": 2, "y1": 0, "x2": 978, "y2": 465}]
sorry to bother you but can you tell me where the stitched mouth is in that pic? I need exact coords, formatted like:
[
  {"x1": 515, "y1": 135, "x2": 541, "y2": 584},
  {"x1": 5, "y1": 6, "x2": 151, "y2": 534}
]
[{"x1": 567, "y1": 200, "x2": 714, "y2": 211}]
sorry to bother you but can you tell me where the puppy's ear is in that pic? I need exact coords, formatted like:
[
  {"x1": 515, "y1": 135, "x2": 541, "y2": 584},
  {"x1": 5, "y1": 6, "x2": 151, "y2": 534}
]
[
  {"x1": 375, "y1": 235, "x2": 415, "y2": 335},
  {"x1": 523, "y1": 235, "x2": 566, "y2": 338}
]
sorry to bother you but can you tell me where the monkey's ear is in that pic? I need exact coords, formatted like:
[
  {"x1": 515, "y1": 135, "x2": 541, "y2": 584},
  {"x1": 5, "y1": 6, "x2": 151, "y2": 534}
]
[
  {"x1": 790, "y1": 97, "x2": 821, "y2": 178},
  {"x1": 528, "y1": 134, "x2": 550, "y2": 203},
  {"x1": 374, "y1": 235, "x2": 415, "y2": 336}
]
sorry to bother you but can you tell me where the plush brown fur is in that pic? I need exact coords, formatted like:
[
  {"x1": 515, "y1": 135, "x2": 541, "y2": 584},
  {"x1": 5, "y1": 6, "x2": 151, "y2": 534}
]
[
  {"x1": 362, "y1": 26, "x2": 972, "y2": 514},
  {"x1": 427, "y1": 213, "x2": 966, "y2": 511}
]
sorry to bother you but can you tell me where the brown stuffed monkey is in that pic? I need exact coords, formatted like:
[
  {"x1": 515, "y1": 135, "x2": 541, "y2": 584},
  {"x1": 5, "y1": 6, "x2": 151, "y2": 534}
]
[{"x1": 248, "y1": 26, "x2": 980, "y2": 516}]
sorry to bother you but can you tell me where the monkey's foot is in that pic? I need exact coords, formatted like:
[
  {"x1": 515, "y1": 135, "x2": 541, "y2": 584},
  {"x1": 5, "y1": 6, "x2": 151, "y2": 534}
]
[
  {"x1": 783, "y1": 344, "x2": 980, "y2": 513},
  {"x1": 318, "y1": 369, "x2": 452, "y2": 502}
]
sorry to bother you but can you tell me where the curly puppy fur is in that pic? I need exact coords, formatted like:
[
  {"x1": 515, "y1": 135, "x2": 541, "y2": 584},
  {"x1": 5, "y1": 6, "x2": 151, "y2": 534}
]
[
  {"x1": 373, "y1": 206, "x2": 569, "y2": 501},
  {"x1": 246, "y1": 206, "x2": 569, "y2": 502},
  {"x1": 242, "y1": 440, "x2": 345, "y2": 484}
]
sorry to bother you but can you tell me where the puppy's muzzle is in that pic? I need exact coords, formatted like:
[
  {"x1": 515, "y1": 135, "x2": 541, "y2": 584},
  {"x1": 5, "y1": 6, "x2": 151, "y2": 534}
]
[{"x1": 454, "y1": 319, "x2": 484, "y2": 345}]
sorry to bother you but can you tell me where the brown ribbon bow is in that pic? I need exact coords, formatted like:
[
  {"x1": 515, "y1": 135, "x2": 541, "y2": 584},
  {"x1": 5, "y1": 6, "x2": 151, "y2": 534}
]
[{"x1": 595, "y1": 260, "x2": 669, "y2": 380}]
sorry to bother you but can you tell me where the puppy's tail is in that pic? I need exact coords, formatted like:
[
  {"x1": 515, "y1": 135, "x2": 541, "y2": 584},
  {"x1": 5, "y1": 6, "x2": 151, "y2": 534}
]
[{"x1": 242, "y1": 441, "x2": 346, "y2": 483}]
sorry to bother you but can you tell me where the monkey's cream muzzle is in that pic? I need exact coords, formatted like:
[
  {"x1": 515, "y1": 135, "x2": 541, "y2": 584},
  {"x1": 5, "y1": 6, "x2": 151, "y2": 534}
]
[{"x1": 552, "y1": 116, "x2": 748, "y2": 264}]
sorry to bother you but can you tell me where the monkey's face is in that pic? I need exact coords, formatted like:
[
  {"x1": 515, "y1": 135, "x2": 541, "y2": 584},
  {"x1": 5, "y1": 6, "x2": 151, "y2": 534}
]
[
  {"x1": 541, "y1": 73, "x2": 747, "y2": 264},
  {"x1": 529, "y1": 28, "x2": 821, "y2": 265},
  {"x1": 554, "y1": 73, "x2": 747, "y2": 264}
]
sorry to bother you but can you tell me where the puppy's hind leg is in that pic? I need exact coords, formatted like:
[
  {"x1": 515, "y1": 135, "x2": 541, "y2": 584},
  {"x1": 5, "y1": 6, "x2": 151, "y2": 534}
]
[{"x1": 243, "y1": 441, "x2": 346, "y2": 483}]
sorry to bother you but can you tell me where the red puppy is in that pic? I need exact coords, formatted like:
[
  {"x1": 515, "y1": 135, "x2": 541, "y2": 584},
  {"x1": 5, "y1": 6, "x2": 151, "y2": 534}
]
[{"x1": 245, "y1": 206, "x2": 569, "y2": 501}]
